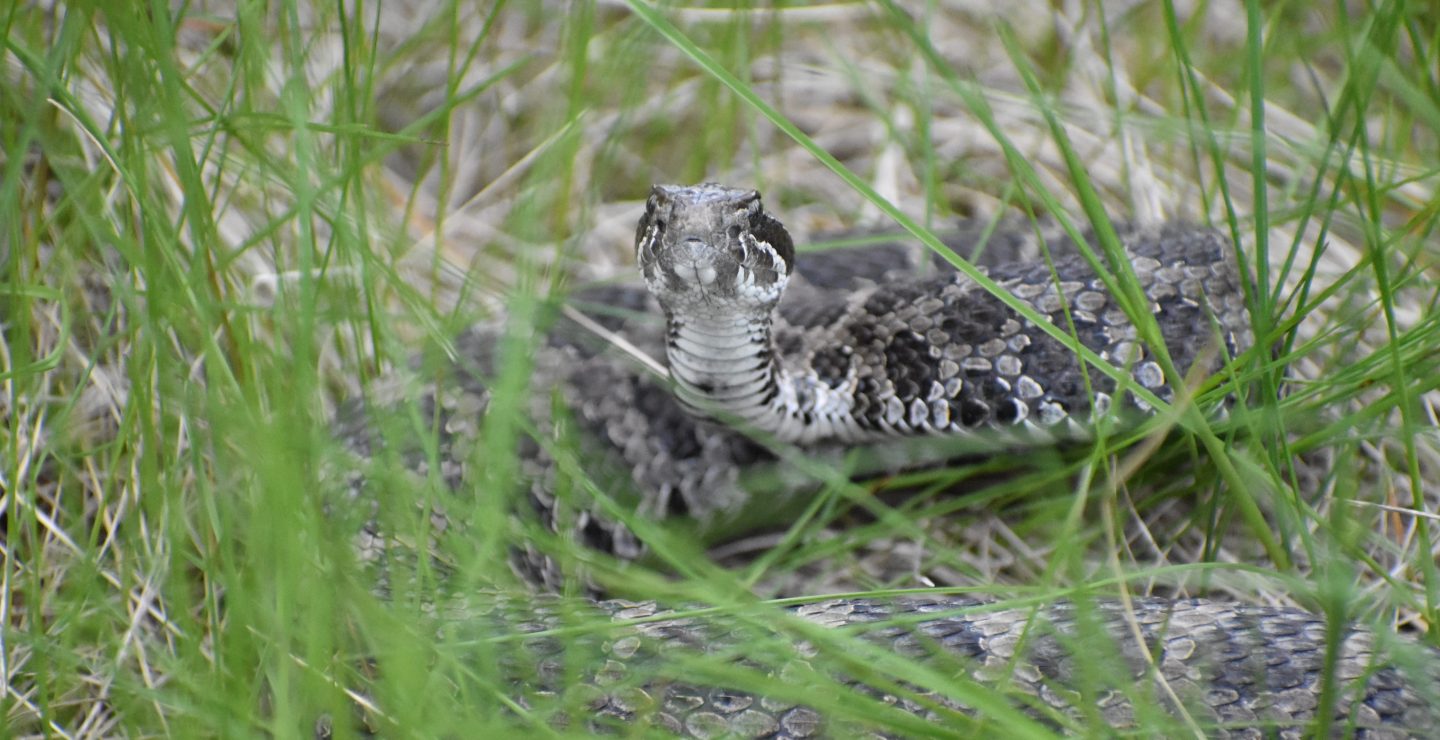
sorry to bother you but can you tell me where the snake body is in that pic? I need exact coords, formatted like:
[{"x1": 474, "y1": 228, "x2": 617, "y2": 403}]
[
  {"x1": 635, "y1": 184, "x2": 1251, "y2": 443},
  {"x1": 341, "y1": 184, "x2": 1438, "y2": 737},
  {"x1": 484, "y1": 596, "x2": 1436, "y2": 739}
]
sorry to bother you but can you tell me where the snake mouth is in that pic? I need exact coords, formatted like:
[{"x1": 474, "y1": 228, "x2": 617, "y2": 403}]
[
  {"x1": 648, "y1": 239, "x2": 731, "y2": 311},
  {"x1": 674, "y1": 237, "x2": 725, "y2": 287},
  {"x1": 646, "y1": 229, "x2": 789, "y2": 317}
]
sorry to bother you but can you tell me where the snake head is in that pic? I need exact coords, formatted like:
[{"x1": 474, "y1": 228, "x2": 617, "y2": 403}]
[{"x1": 636, "y1": 183, "x2": 794, "y2": 316}]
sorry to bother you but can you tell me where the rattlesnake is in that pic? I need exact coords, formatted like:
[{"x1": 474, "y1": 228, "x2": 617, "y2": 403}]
[{"x1": 337, "y1": 184, "x2": 1438, "y2": 737}]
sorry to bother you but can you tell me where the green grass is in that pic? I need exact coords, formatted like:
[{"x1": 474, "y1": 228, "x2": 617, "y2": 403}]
[{"x1": 4, "y1": 0, "x2": 1439, "y2": 736}]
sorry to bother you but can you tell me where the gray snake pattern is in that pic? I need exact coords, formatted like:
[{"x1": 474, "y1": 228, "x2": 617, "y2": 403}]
[{"x1": 338, "y1": 184, "x2": 1439, "y2": 737}]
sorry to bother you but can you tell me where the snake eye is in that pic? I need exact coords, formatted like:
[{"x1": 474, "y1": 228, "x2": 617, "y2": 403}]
[{"x1": 727, "y1": 224, "x2": 743, "y2": 242}]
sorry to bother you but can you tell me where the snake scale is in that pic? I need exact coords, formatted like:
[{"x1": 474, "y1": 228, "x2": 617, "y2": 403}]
[{"x1": 338, "y1": 184, "x2": 1439, "y2": 737}]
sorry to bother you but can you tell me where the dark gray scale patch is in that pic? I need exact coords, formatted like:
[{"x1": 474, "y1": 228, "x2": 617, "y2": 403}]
[
  {"x1": 747, "y1": 208, "x2": 796, "y2": 274},
  {"x1": 955, "y1": 398, "x2": 990, "y2": 427},
  {"x1": 881, "y1": 330, "x2": 935, "y2": 410},
  {"x1": 1130, "y1": 222, "x2": 1230, "y2": 265},
  {"x1": 809, "y1": 344, "x2": 854, "y2": 388},
  {"x1": 979, "y1": 376, "x2": 1013, "y2": 405},
  {"x1": 994, "y1": 398, "x2": 1024, "y2": 424},
  {"x1": 793, "y1": 242, "x2": 920, "y2": 290},
  {"x1": 852, "y1": 376, "x2": 886, "y2": 431},
  {"x1": 778, "y1": 288, "x2": 853, "y2": 330},
  {"x1": 1151, "y1": 290, "x2": 1217, "y2": 377},
  {"x1": 931, "y1": 225, "x2": 1048, "y2": 269},
  {"x1": 630, "y1": 375, "x2": 705, "y2": 461},
  {"x1": 1016, "y1": 317, "x2": 1121, "y2": 417},
  {"x1": 971, "y1": 243, "x2": 1193, "y2": 416},
  {"x1": 841, "y1": 229, "x2": 1238, "y2": 430},
  {"x1": 578, "y1": 514, "x2": 619, "y2": 555},
  {"x1": 846, "y1": 275, "x2": 1025, "y2": 430},
  {"x1": 773, "y1": 326, "x2": 806, "y2": 358}
]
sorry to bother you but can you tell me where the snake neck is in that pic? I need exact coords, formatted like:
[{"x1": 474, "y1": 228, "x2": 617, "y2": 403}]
[{"x1": 665, "y1": 311, "x2": 861, "y2": 445}]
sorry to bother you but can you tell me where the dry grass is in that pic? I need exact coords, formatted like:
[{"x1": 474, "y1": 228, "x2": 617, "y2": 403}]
[{"x1": 3, "y1": 0, "x2": 1439, "y2": 735}]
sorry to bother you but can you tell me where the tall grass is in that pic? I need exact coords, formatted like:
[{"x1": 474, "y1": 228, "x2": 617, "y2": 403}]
[{"x1": 3, "y1": 0, "x2": 1438, "y2": 736}]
